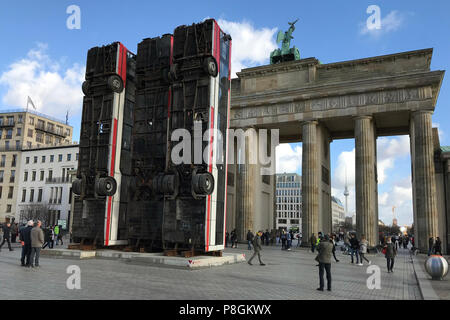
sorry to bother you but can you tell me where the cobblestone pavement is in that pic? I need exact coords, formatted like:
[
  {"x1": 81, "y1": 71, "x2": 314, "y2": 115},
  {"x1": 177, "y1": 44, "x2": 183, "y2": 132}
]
[{"x1": 0, "y1": 242, "x2": 421, "y2": 300}]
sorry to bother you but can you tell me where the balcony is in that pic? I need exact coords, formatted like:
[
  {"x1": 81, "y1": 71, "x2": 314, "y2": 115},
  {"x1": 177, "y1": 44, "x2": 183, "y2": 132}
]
[
  {"x1": 0, "y1": 121, "x2": 15, "y2": 128},
  {"x1": 45, "y1": 177, "x2": 72, "y2": 184},
  {"x1": 0, "y1": 145, "x2": 22, "y2": 152},
  {"x1": 35, "y1": 122, "x2": 67, "y2": 138}
]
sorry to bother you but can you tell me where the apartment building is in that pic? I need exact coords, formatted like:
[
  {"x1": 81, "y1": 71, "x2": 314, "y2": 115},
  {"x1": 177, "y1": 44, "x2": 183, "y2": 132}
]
[
  {"x1": 331, "y1": 196, "x2": 345, "y2": 232},
  {"x1": 275, "y1": 173, "x2": 302, "y2": 232},
  {"x1": 16, "y1": 144, "x2": 79, "y2": 227},
  {"x1": 0, "y1": 109, "x2": 73, "y2": 222}
]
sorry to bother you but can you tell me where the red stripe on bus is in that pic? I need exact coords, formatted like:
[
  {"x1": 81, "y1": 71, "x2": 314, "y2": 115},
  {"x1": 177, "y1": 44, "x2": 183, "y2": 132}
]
[
  {"x1": 206, "y1": 106, "x2": 215, "y2": 252},
  {"x1": 223, "y1": 39, "x2": 232, "y2": 246},
  {"x1": 105, "y1": 118, "x2": 118, "y2": 246}
]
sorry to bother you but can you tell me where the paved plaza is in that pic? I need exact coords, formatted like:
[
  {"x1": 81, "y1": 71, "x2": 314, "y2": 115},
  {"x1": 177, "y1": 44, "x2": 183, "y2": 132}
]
[{"x1": 0, "y1": 240, "x2": 437, "y2": 300}]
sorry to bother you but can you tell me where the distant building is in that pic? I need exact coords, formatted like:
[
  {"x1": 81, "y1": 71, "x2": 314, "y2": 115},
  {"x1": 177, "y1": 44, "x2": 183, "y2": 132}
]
[
  {"x1": 0, "y1": 109, "x2": 73, "y2": 222},
  {"x1": 331, "y1": 196, "x2": 345, "y2": 232},
  {"x1": 275, "y1": 173, "x2": 301, "y2": 232},
  {"x1": 378, "y1": 220, "x2": 386, "y2": 227},
  {"x1": 16, "y1": 144, "x2": 79, "y2": 228}
]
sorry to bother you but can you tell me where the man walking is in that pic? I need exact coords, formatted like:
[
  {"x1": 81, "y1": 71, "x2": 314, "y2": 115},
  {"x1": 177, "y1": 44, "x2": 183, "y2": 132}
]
[
  {"x1": 310, "y1": 233, "x2": 317, "y2": 253},
  {"x1": 384, "y1": 236, "x2": 397, "y2": 273},
  {"x1": 10, "y1": 222, "x2": 18, "y2": 243},
  {"x1": 316, "y1": 234, "x2": 333, "y2": 291},
  {"x1": 428, "y1": 237, "x2": 434, "y2": 256},
  {"x1": 30, "y1": 220, "x2": 44, "y2": 268},
  {"x1": 246, "y1": 230, "x2": 254, "y2": 250},
  {"x1": 19, "y1": 221, "x2": 34, "y2": 266},
  {"x1": 434, "y1": 237, "x2": 442, "y2": 255},
  {"x1": 54, "y1": 225, "x2": 60, "y2": 246},
  {"x1": 349, "y1": 233, "x2": 360, "y2": 264},
  {"x1": 248, "y1": 231, "x2": 265, "y2": 266},
  {"x1": 0, "y1": 222, "x2": 13, "y2": 252}
]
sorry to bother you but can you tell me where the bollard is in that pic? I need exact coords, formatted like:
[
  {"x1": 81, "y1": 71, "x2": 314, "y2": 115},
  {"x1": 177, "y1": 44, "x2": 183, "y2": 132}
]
[{"x1": 424, "y1": 255, "x2": 449, "y2": 280}]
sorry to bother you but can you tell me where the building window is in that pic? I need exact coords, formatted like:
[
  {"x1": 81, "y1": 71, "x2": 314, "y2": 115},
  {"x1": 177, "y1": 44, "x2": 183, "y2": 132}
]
[
  {"x1": 8, "y1": 186, "x2": 13, "y2": 199},
  {"x1": 40, "y1": 170, "x2": 44, "y2": 181},
  {"x1": 76, "y1": 153, "x2": 79, "y2": 160},
  {"x1": 5, "y1": 141, "x2": 10, "y2": 150},
  {"x1": 6, "y1": 129, "x2": 12, "y2": 139},
  {"x1": 26, "y1": 157, "x2": 30, "y2": 164},
  {"x1": 6, "y1": 204, "x2": 11, "y2": 213},
  {"x1": 16, "y1": 140, "x2": 20, "y2": 150},
  {"x1": 28, "y1": 129, "x2": 33, "y2": 138},
  {"x1": 21, "y1": 189, "x2": 26, "y2": 202},
  {"x1": 37, "y1": 188, "x2": 43, "y2": 202},
  {"x1": 50, "y1": 155, "x2": 54, "y2": 162},
  {"x1": 7, "y1": 116, "x2": 14, "y2": 126},
  {"x1": 0, "y1": 170, "x2": 3, "y2": 182},
  {"x1": 29, "y1": 189, "x2": 34, "y2": 202},
  {"x1": 36, "y1": 132, "x2": 43, "y2": 143},
  {"x1": 42, "y1": 155, "x2": 46, "y2": 163},
  {"x1": 32, "y1": 171, "x2": 36, "y2": 181},
  {"x1": 24, "y1": 171, "x2": 28, "y2": 182},
  {"x1": 33, "y1": 156, "x2": 38, "y2": 163},
  {"x1": 0, "y1": 129, "x2": 2, "y2": 139},
  {"x1": 16, "y1": 127, "x2": 22, "y2": 136},
  {"x1": 0, "y1": 186, "x2": 2, "y2": 198},
  {"x1": 27, "y1": 142, "x2": 32, "y2": 148},
  {"x1": 58, "y1": 154, "x2": 63, "y2": 162},
  {"x1": 0, "y1": 155, "x2": 4, "y2": 167},
  {"x1": 29, "y1": 117, "x2": 35, "y2": 125},
  {"x1": 18, "y1": 115, "x2": 23, "y2": 124},
  {"x1": 67, "y1": 154, "x2": 71, "y2": 161},
  {"x1": 48, "y1": 169, "x2": 53, "y2": 180},
  {"x1": 10, "y1": 170, "x2": 15, "y2": 183},
  {"x1": 45, "y1": 135, "x2": 53, "y2": 144},
  {"x1": 12, "y1": 154, "x2": 17, "y2": 167}
]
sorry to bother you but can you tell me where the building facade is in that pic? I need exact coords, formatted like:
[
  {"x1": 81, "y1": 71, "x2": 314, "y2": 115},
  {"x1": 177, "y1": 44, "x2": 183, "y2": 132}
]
[
  {"x1": 331, "y1": 196, "x2": 345, "y2": 232},
  {"x1": 15, "y1": 144, "x2": 78, "y2": 228},
  {"x1": 275, "y1": 173, "x2": 302, "y2": 232},
  {"x1": 0, "y1": 109, "x2": 73, "y2": 222}
]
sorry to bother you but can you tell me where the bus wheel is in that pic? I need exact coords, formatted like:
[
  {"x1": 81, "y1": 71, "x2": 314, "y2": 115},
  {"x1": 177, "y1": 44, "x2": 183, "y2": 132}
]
[
  {"x1": 192, "y1": 172, "x2": 214, "y2": 195},
  {"x1": 96, "y1": 177, "x2": 117, "y2": 196},
  {"x1": 82, "y1": 81, "x2": 90, "y2": 96},
  {"x1": 107, "y1": 75, "x2": 124, "y2": 93},
  {"x1": 203, "y1": 57, "x2": 218, "y2": 77},
  {"x1": 72, "y1": 179, "x2": 83, "y2": 195},
  {"x1": 162, "y1": 174, "x2": 179, "y2": 195}
]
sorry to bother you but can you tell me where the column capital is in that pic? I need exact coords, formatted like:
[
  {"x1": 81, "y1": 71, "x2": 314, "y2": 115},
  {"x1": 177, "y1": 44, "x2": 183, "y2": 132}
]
[
  {"x1": 301, "y1": 120, "x2": 318, "y2": 126},
  {"x1": 412, "y1": 109, "x2": 434, "y2": 117},
  {"x1": 353, "y1": 115, "x2": 373, "y2": 121}
]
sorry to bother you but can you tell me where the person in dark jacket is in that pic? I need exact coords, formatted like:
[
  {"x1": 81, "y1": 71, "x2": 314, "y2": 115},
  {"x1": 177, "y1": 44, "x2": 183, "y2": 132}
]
[
  {"x1": 225, "y1": 232, "x2": 230, "y2": 248},
  {"x1": 10, "y1": 222, "x2": 18, "y2": 243},
  {"x1": 428, "y1": 237, "x2": 434, "y2": 256},
  {"x1": 330, "y1": 234, "x2": 339, "y2": 262},
  {"x1": 0, "y1": 222, "x2": 13, "y2": 251},
  {"x1": 310, "y1": 233, "x2": 317, "y2": 253},
  {"x1": 316, "y1": 234, "x2": 333, "y2": 291},
  {"x1": 230, "y1": 229, "x2": 237, "y2": 248},
  {"x1": 247, "y1": 231, "x2": 265, "y2": 266},
  {"x1": 42, "y1": 228, "x2": 52, "y2": 249},
  {"x1": 246, "y1": 230, "x2": 254, "y2": 250},
  {"x1": 349, "y1": 233, "x2": 360, "y2": 264},
  {"x1": 433, "y1": 237, "x2": 442, "y2": 255},
  {"x1": 384, "y1": 236, "x2": 397, "y2": 273},
  {"x1": 19, "y1": 221, "x2": 34, "y2": 266}
]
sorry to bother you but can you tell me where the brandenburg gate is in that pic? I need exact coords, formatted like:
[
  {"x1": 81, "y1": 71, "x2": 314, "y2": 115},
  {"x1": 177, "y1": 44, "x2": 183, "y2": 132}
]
[{"x1": 226, "y1": 48, "x2": 445, "y2": 252}]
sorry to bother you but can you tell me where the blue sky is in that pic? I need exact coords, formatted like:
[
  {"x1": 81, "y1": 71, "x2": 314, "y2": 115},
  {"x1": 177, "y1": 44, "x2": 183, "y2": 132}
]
[{"x1": 0, "y1": 0, "x2": 449, "y2": 226}]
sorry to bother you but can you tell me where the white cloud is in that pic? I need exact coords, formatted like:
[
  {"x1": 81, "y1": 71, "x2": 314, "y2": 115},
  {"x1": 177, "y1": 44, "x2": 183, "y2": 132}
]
[
  {"x1": 276, "y1": 143, "x2": 302, "y2": 174},
  {"x1": 360, "y1": 10, "x2": 405, "y2": 36},
  {"x1": 376, "y1": 135, "x2": 410, "y2": 184},
  {"x1": 433, "y1": 122, "x2": 445, "y2": 143},
  {"x1": 378, "y1": 176, "x2": 413, "y2": 226},
  {"x1": 217, "y1": 19, "x2": 278, "y2": 77},
  {"x1": 0, "y1": 43, "x2": 84, "y2": 120}
]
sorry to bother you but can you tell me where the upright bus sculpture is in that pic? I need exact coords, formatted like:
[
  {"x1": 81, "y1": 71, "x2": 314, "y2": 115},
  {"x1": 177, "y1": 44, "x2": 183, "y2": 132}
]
[{"x1": 72, "y1": 42, "x2": 136, "y2": 246}]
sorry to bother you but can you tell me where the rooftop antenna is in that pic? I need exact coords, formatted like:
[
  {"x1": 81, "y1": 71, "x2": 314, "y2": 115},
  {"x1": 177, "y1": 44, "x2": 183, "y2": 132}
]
[{"x1": 65, "y1": 109, "x2": 69, "y2": 125}]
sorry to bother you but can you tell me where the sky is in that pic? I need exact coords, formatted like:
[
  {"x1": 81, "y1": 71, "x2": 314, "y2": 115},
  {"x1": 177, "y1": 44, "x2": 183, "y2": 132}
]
[{"x1": 0, "y1": 0, "x2": 449, "y2": 226}]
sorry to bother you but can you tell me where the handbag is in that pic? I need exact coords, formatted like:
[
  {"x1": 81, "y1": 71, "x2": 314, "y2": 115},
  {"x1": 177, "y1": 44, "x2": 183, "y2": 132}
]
[{"x1": 382, "y1": 247, "x2": 387, "y2": 255}]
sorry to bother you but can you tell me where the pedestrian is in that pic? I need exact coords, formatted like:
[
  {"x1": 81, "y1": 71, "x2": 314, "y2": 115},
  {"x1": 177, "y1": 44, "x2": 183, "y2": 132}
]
[
  {"x1": 30, "y1": 220, "x2": 44, "y2": 268},
  {"x1": 10, "y1": 222, "x2": 18, "y2": 243},
  {"x1": 286, "y1": 231, "x2": 292, "y2": 251},
  {"x1": 349, "y1": 233, "x2": 360, "y2": 264},
  {"x1": 19, "y1": 221, "x2": 34, "y2": 267},
  {"x1": 316, "y1": 234, "x2": 333, "y2": 291},
  {"x1": 247, "y1": 231, "x2": 265, "y2": 266},
  {"x1": 281, "y1": 230, "x2": 287, "y2": 250},
  {"x1": 264, "y1": 230, "x2": 270, "y2": 246},
  {"x1": 225, "y1": 231, "x2": 230, "y2": 248},
  {"x1": 310, "y1": 233, "x2": 317, "y2": 253},
  {"x1": 57, "y1": 227, "x2": 64, "y2": 245},
  {"x1": 434, "y1": 237, "x2": 442, "y2": 256},
  {"x1": 428, "y1": 237, "x2": 434, "y2": 256},
  {"x1": 270, "y1": 229, "x2": 276, "y2": 246},
  {"x1": 230, "y1": 229, "x2": 237, "y2": 248},
  {"x1": 296, "y1": 233, "x2": 302, "y2": 247},
  {"x1": 42, "y1": 227, "x2": 52, "y2": 249},
  {"x1": 246, "y1": 230, "x2": 254, "y2": 250},
  {"x1": 358, "y1": 235, "x2": 371, "y2": 266},
  {"x1": 0, "y1": 222, "x2": 13, "y2": 252},
  {"x1": 54, "y1": 225, "x2": 60, "y2": 246},
  {"x1": 383, "y1": 236, "x2": 397, "y2": 273},
  {"x1": 330, "y1": 234, "x2": 339, "y2": 262}
]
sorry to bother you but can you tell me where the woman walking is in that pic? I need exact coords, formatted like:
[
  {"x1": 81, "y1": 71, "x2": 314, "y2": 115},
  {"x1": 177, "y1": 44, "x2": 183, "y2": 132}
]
[{"x1": 358, "y1": 235, "x2": 371, "y2": 265}]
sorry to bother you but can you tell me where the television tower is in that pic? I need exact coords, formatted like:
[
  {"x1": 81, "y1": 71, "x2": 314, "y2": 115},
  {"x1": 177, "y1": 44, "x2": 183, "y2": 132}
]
[{"x1": 343, "y1": 166, "x2": 349, "y2": 216}]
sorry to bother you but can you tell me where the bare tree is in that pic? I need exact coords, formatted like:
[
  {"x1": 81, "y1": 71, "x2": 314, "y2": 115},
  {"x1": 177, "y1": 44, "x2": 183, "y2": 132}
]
[{"x1": 19, "y1": 203, "x2": 55, "y2": 227}]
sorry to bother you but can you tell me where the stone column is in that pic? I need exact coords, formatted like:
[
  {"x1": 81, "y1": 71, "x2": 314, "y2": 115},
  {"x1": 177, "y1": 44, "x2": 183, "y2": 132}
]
[
  {"x1": 412, "y1": 110, "x2": 438, "y2": 252},
  {"x1": 354, "y1": 116, "x2": 378, "y2": 247},
  {"x1": 301, "y1": 121, "x2": 319, "y2": 245}
]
